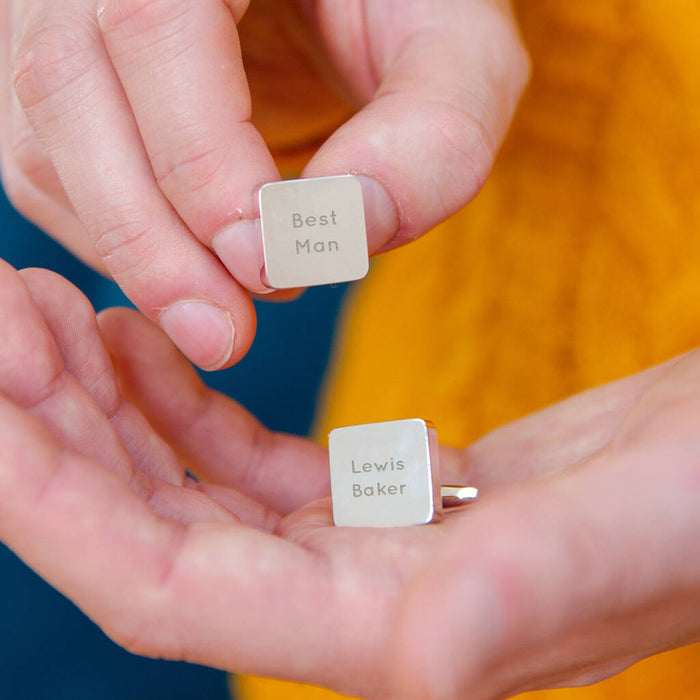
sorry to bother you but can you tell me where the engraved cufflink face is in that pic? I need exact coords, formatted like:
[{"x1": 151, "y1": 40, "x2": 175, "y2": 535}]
[
  {"x1": 328, "y1": 419, "x2": 442, "y2": 527},
  {"x1": 259, "y1": 175, "x2": 369, "y2": 289}
]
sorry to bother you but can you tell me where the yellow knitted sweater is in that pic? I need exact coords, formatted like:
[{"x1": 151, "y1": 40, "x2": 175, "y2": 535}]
[{"x1": 239, "y1": 1, "x2": 700, "y2": 698}]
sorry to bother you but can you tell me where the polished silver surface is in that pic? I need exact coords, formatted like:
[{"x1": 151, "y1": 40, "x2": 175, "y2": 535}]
[
  {"x1": 328, "y1": 418, "x2": 442, "y2": 527},
  {"x1": 441, "y1": 485, "x2": 479, "y2": 508},
  {"x1": 260, "y1": 175, "x2": 368, "y2": 289}
]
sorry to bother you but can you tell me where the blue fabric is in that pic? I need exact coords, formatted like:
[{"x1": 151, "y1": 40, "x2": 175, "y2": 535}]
[{"x1": 0, "y1": 186, "x2": 346, "y2": 699}]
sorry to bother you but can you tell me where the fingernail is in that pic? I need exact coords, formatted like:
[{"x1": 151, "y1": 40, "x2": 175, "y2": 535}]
[
  {"x1": 357, "y1": 175, "x2": 399, "y2": 254},
  {"x1": 159, "y1": 301, "x2": 234, "y2": 371},
  {"x1": 212, "y1": 219, "x2": 274, "y2": 294}
]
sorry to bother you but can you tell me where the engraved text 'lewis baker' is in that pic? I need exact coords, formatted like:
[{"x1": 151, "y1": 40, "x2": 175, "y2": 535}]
[
  {"x1": 351, "y1": 458, "x2": 408, "y2": 498},
  {"x1": 293, "y1": 209, "x2": 340, "y2": 255}
]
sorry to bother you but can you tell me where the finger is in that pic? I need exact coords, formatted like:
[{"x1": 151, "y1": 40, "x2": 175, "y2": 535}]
[
  {"x1": 18, "y1": 266, "x2": 185, "y2": 486},
  {"x1": 304, "y1": 0, "x2": 530, "y2": 253},
  {"x1": 190, "y1": 480, "x2": 281, "y2": 532},
  {"x1": 0, "y1": 137, "x2": 100, "y2": 269},
  {"x1": 3, "y1": 266, "x2": 266, "y2": 527},
  {"x1": 0, "y1": 397, "x2": 334, "y2": 684},
  {"x1": 99, "y1": 307, "x2": 331, "y2": 514},
  {"x1": 443, "y1": 354, "x2": 687, "y2": 489},
  {"x1": 0, "y1": 4, "x2": 100, "y2": 267},
  {"x1": 20, "y1": 267, "x2": 122, "y2": 412},
  {"x1": 0, "y1": 260, "x2": 151, "y2": 490},
  {"x1": 148, "y1": 480, "x2": 240, "y2": 526},
  {"x1": 0, "y1": 151, "x2": 104, "y2": 269},
  {"x1": 97, "y1": 0, "x2": 280, "y2": 295},
  {"x1": 276, "y1": 496, "x2": 334, "y2": 543},
  {"x1": 23, "y1": 277, "x2": 288, "y2": 530},
  {"x1": 1, "y1": 0, "x2": 67, "y2": 206},
  {"x1": 12, "y1": 1, "x2": 256, "y2": 369},
  {"x1": 5, "y1": 78, "x2": 105, "y2": 265},
  {"x1": 2, "y1": 6, "x2": 70, "y2": 211},
  {"x1": 8, "y1": 82, "x2": 71, "y2": 209}
]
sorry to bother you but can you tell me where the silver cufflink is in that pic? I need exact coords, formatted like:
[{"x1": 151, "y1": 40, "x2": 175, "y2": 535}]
[
  {"x1": 328, "y1": 419, "x2": 478, "y2": 527},
  {"x1": 259, "y1": 175, "x2": 369, "y2": 289}
]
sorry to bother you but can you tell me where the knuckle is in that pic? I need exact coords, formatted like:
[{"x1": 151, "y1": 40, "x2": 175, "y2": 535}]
[
  {"x1": 92, "y1": 210, "x2": 160, "y2": 277},
  {"x1": 13, "y1": 23, "x2": 99, "y2": 111},
  {"x1": 0, "y1": 334, "x2": 66, "y2": 411},
  {"x1": 37, "y1": 271, "x2": 103, "y2": 341},
  {"x1": 8, "y1": 129, "x2": 56, "y2": 192},
  {"x1": 0, "y1": 268, "x2": 65, "y2": 408},
  {"x1": 153, "y1": 141, "x2": 228, "y2": 199},
  {"x1": 25, "y1": 367, "x2": 70, "y2": 414},
  {"x1": 23, "y1": 269, "x2": 122, "y2": 415},
  {"x1": 427, "y1": 102, "x2": 496, "y2": 194}
]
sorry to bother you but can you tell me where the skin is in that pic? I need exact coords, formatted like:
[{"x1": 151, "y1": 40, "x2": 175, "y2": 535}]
[
  {"x1": 0, "y1": 0, "x2": 529, "y2": 370},
  {"x1": 0, "y1": 262, "x2": 697, "y2": 699}
]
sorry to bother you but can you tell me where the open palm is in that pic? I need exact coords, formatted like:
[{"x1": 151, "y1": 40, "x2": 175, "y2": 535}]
[
  {"x1": 0, "y1": 261, "x2": 471, "y2": 698},
  {"x1": 1, "y1": 261, "x2": 698, "y2": 700}
]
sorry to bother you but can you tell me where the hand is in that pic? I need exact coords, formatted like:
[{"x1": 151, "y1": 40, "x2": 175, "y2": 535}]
[
  {"x1": 0, "y1": 260, "x2": 481, "y2": 698},
  {"x1": 392, "y1": 353, "x2": 700, "y2": 699},
  {"x1": 0, "y1": 0, "x2": 529, "y2": 369},
  {"x1": 1, "y1": 261, "x2": 698, "y2": 700}
]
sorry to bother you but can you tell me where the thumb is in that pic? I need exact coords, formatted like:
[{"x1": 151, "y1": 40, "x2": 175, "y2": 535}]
[
  {"x1": 449, "y1": 355, "x2": 685, "y2": 490},
  {"x1": 304, "y1": 0, "x2": 530, "y2": 253}
]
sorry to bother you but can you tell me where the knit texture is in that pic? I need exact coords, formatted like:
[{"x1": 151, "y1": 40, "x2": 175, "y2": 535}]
[{"x1": 239, "y1": 1, "x2": 700, "y2": 697}]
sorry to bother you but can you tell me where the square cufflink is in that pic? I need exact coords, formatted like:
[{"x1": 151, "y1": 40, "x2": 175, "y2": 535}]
[
  {"x1": 259, "y1": 175, "x2": 369, "y2": 289},
  {"x1": 328, "y1": 419, "x2": 477, "y2": 528}
]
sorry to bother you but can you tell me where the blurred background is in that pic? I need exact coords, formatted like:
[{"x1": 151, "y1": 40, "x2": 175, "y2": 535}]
[{"x1": 0, "y1": 184, "x2": 348, "y2": 699}]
